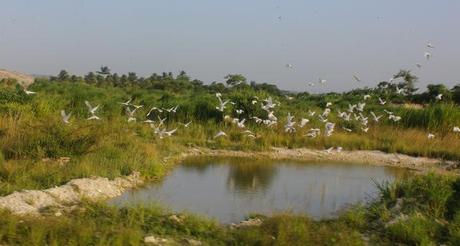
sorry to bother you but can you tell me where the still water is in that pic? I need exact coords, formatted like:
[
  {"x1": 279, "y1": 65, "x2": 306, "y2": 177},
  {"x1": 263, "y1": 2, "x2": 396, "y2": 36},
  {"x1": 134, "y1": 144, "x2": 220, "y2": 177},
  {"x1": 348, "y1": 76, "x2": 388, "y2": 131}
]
[{"x1": 111, "y1": 157, "x2": 406, "y2": 223}]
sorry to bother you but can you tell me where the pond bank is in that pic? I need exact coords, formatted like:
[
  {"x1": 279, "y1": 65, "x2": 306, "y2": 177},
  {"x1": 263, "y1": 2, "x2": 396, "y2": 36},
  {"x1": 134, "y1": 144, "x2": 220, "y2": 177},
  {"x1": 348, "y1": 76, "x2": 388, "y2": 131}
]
[{"x1": 184, "y1": 147, "x2": 459, "y2": 174}]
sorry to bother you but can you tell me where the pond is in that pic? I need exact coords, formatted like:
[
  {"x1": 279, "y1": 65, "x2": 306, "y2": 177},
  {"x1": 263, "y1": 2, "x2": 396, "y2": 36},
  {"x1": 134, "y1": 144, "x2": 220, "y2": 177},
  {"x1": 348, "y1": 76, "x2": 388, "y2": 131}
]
[{"x1": 110, "y1": 157, "x2": 407, "y2": 224}]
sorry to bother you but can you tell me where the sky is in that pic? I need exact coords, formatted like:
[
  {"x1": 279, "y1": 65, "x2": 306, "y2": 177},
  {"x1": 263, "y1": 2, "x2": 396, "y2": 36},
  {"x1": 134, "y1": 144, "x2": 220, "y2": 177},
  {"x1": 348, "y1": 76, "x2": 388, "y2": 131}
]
[{"x1": 0, "y1": 0, "x2": 459, "y2": 92}]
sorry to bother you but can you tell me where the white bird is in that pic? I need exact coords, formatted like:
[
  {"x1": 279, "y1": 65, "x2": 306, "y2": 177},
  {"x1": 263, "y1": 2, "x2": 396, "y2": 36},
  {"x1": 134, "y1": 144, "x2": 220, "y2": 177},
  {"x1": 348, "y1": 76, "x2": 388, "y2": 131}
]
[
  {"x1": 428, "y1": 133, "x2": 435, "y2": 139},
  {"x1": 396, "y1": 86, "x2": 406, "y2": 95},
  {"x1": 236, "y1": 119, "x2": 246, "y2": 128},
  {"x1": 427, "y1": 42, "x2": 435, "y2": 49},
  {"x1": 251, "y1": 116, "x2": 263, "y2": 124},
  {"x1": 347, "y1": 104, "x2": 357, "y2": 113},
  {"x1": 286, "y1": 64, "x2": 293, "y2": 69},
  {"x1": 307, "y1": 82, "x2": 315, "y2": 87},
  {"x1": 133, "y1": 104, "x2": 143, "y2": 110},
  {"x1": 370, "y1": 111, "x2": 383, "y2": 122},
  {"x1": 378, "y1": 97, "x2": 387, "y2": 105},
  {"x1": 24, "y1": 89, "x2": 37, "y2": 95},
  {"x1": 305, "y1": 128, "x2": 321, "y2": 138},
  {"x1": 61, "y1": 110, "x2": 72, "y2": 124},
  {"x1": 85, "y1": 101, "x2": 100, "y2": 115},
  {"x1": 318, "y1": 115, "x2": 328, "y2": 123},
  {"x1": 144, "y1": 119, "x2": 155, "y2": 124},
  {"x1": 267, "y1": 111, "x2": 278, "y2": 122},
  {"x1": 356, "y1": 102, "x2": 366, "y2": 112},
  {"x1": 251, "y1": 100, "x2": 258, "y2": 105},
  {"x1": 87, "y1": 114, "x2": 100, "y2": 121},
  {"x1": 325, "y1": 122, "x2": 335, "y2": 137},
  {"x1": 322, "y1": 108, "x2": 331, "y2": 118},
  {"x1": 262, "y1": 97, "x2": 277, "y2": 111},
  {"x1": 326, "y1": 102, "x2": 332, "y2": 107},
  {"x1": 236, "y1": 109, "x2": 244, "y2": 114},
  {"x1": 308, "y1": 110, "x2": 316, "y2": 117},
  {"x1": 416, "y1": 63, "x2": 422, "y2": 69},
  {"x1": 353, "y1": 75, "x2": 361, "y2": 82},
  {"x1": 361, "y1": 127, "x2": 369, "y2": 133},
  {"x1": 364, "y1": 95, "x2": 371, "y2": 100},
  {"x1": 389, "y1": 115, "x2": 402, "y2": 122},
  {"x1": 325, "y1": 147, "x2": 334, "y2": 153},
  {"x1": 337, "y1": 146, "x2": 343, "y2": 152},
  {"x1": 165, "y1": 105, "x2": 179, "y2": 113},
  {"x1": 126, "y1": 107, "x2": 138, "y2": 122},
  {"x1": 120, "y1": 98, "x2": 132, "y2": 106},
  {"x1": 157, "y1": 116, "x2": 167, "y2": 126},
  {"x1": 299, "y1": 118, "x2": 310, "y2": 128},
  {"x1": 453, "y1": 126, "x2": 460, "y2": 133},
  {"x1": 179, "y1": 121, "x2": 192, "y2": 128},
  {"x1": 216, "y1": 96, "x2": 230, "y2": 112},
  {"x1": 435, "y1": 94, "x2": 443, "y2": 100},
  {"x1": 156, "y1": 128, "x2": 177, "y2": 139},
  {"x1": 147, "y1": 106, "x2": 163, "y2": 116},
  {"x1": 342, "y1": 127, "x2": 352, "y2": 132},
  {"x1": 319, "y1": 78, "x2": 327, "y2": 84},
  {"x1": 214, "y1": 130, "x2": 227, "y2": 139},
  {"x1": 284, "y1": 113, "x2": 296, "y2": 133},
  {"x1": 424, "y1": 52, "x2": 432, "y2": 60}
]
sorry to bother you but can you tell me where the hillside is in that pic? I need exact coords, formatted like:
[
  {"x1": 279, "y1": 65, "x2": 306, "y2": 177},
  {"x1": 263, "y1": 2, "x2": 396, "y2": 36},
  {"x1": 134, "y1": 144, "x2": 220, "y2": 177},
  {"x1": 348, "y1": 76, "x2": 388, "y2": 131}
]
[{"x1": 0, "y1": 68, "x2": 34, "y2": 87}]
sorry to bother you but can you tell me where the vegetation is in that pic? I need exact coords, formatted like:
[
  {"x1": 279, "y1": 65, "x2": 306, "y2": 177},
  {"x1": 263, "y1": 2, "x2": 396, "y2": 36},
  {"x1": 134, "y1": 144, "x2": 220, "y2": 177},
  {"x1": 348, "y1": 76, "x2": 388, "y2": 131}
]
[{"x1": 1, "y1": 68, "x2": 460, "y2": 244}]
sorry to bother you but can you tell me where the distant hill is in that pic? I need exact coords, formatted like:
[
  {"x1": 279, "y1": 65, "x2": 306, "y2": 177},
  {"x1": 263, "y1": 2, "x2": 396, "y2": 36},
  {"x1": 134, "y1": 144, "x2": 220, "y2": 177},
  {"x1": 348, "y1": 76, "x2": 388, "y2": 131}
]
[{"x1": 0, "y1": 69, "x2": 34, "y2": 88}]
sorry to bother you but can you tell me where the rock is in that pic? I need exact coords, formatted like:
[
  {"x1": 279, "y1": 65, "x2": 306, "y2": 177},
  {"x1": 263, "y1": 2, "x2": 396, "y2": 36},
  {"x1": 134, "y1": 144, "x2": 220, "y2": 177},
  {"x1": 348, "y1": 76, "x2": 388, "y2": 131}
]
[
  {"x1": 144, "y1": 235, "x2": 169, "y2": 245},
  {"x1": 231, "y1": 218, "x2": 263, "y2": 229},
  {"x1": 0, "y1": 172, "x2": 143, "y2": 216}
]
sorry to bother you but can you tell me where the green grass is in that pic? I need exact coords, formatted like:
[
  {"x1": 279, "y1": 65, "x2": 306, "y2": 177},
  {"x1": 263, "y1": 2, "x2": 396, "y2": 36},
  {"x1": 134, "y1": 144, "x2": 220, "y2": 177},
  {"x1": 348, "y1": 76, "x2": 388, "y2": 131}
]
[{"x1": 1, "y1": 79, "x2": 460, "y2": 244}]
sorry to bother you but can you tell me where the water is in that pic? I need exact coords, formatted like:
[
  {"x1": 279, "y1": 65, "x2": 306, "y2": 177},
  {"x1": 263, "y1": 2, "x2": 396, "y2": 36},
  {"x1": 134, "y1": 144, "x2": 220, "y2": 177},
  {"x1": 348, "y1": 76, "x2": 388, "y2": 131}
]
[{"x1": 111, "y1": 157, "x2": 407, "y2": 224}]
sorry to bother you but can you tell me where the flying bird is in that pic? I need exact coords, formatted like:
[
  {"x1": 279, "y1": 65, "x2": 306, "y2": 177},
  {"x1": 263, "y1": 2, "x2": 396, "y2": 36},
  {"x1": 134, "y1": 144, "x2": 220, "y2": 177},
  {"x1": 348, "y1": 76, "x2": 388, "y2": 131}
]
[
  {"x1": 352, "y1": 75, "x2": 361, "y2": 82},
  {"x1": 61, "y1": 110, "x2": 72, "y2": 124},
  {"x1": 214, "y1": 130, "x2": 227, "y2": 139}
]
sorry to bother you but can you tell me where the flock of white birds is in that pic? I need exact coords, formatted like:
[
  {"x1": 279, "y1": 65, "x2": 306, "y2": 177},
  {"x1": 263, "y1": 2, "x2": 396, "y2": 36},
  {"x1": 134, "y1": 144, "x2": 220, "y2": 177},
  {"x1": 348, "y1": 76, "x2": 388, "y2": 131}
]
[{"x1": 18, "y1": 41, "x2": 460, "y2": 151}]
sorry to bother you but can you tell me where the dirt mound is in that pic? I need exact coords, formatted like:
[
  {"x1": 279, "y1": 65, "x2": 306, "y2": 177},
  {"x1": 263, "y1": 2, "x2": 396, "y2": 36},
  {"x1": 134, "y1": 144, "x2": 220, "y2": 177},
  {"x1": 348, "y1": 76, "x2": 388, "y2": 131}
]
[
  {"x1": 0, "y1": 68, "x2": 34, "y2": 88},
  {"x1": 0, "y1": 172, "x2": 143, "y2": 215}
]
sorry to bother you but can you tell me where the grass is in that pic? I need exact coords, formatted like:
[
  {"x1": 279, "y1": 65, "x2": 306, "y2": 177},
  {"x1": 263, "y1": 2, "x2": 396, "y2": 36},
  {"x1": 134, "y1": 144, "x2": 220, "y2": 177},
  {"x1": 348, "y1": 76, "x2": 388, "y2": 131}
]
[
  {"x1": 2, "y1": 174, "x2": 460, "y2": 245},
  {"x1": 1, "y1": 79, "x2": 460, "y2": 244}
]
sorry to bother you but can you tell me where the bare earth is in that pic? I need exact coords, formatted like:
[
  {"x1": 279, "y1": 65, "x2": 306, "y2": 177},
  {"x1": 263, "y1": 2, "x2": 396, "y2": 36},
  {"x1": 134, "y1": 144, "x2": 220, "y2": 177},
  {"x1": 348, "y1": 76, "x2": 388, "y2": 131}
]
[
  {"x1": 0, "y1": 68, "x2": 34, "y2": 87},
  {"x1": 0, "y1": 148, "x2": 457, "y2": 216}
]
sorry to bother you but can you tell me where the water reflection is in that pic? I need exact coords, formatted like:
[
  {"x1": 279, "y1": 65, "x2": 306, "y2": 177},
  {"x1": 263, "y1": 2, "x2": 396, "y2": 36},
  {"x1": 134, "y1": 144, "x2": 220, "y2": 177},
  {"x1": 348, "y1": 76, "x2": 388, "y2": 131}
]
[
  {"x1": 225, "y1": 160, "x2": 277, "y2": 194},
  {"x1": 111, "y1": 157, "x2": 407, "y2": 224}
]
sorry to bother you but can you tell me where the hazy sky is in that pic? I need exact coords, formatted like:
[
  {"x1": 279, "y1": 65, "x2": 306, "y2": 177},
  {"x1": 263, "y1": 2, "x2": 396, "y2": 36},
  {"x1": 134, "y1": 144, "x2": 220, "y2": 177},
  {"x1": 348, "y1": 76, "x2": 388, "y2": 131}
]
[{"x1": 0, "y1": 0, "x2": 459, "y2": 92}]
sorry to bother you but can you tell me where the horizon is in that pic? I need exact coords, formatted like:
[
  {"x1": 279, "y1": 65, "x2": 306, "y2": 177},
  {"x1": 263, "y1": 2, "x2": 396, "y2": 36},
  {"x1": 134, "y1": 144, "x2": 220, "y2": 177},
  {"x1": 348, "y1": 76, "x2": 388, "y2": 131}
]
[{"x1": 1, "y1": 1, "x2": 459, "y2": 93}]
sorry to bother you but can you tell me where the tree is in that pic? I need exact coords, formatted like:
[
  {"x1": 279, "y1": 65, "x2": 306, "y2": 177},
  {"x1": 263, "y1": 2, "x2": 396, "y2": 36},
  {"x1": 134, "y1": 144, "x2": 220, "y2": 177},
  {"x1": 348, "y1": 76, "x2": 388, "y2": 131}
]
[
  {"x1": 225, "y1": 74, "x2": 247, "y2": 87},
  {"x1": 84, "y1": 72, "x2": 97, "y2": 84},
  {"x1": 177, "y1": 70, "x2": 190, "y2": 81},
  {"x1": 393, "y1": 70, "x2": 418, "y2": 94},
  {"x1": 452, "y1": 85, "x2": 460, "y2": 104},
  {"x1": 127, "y1": 72, "x2": 138, "y2": 83},
  {"x1": 57, "y1": 70, "x2": 70, "y2": 81}
]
